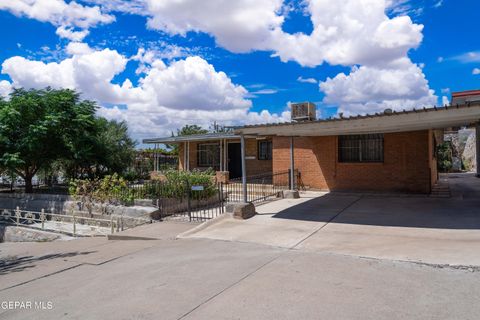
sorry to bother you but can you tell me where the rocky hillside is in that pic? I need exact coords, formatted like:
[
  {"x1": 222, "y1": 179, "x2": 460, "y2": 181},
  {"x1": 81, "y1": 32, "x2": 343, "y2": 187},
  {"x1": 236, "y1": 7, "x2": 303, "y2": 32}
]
[{"x1": 462, "y1": 130, "x2": 476, "y2": 172}]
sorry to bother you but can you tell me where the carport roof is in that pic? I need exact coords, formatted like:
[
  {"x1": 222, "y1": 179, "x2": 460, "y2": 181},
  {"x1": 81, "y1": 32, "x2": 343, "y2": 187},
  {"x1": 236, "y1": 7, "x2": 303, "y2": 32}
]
[
  {"x1": 143, "y1": 132, "x2": 240, "y2": 144},
  {"x1": 235, "y1": 103, "x2": 480, "y2": 136}
]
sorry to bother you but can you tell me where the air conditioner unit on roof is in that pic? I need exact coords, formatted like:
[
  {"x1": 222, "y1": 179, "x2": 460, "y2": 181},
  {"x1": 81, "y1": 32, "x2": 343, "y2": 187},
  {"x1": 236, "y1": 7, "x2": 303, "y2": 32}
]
[{"x1": 291, "y1": 102, "x2": 316, "y2": 121}]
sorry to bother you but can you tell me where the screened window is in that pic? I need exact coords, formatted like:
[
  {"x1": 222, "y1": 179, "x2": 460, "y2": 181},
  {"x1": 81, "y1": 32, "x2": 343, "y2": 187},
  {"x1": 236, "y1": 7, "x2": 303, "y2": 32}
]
[
  {"x1": 197, "y1": 143, "x2": 220, "y2": 168},
  {"x1": 338, "y1": 134, "x2": 384, "y2": 163},
  {"x1": 258, "y1": 140, "x2": 272, "y2": 160}
]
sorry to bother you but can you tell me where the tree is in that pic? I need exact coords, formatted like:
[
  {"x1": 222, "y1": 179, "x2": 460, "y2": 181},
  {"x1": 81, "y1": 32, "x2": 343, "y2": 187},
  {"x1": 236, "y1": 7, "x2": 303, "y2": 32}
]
[
  {"x1": 168, "y1": 124, "x2": 209, "y2": 154},
  {"x1": 209, "y1": 121, "x2": 234, "y2": 133},
  {"x1": 0, "y1": 88, "x2": 96, "y2": 193},
  {"x1": 176, "y1": 124, "x2": 209, "y2": 136},
  {"x1": 437, "y1": 142, "x2": 453, "y2": 172},
  {"x1": 62, "y1": 118, "x2": 136, "y2": 179},
  {"x1": 94, "y1": 118, "x2": 136, "y2": 175}
]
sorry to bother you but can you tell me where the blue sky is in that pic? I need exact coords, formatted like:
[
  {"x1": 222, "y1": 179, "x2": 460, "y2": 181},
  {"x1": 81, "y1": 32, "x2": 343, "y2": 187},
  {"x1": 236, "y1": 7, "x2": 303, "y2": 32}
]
[{"x1": 0, "y1": 0, "x2": 479, "y2": 142}]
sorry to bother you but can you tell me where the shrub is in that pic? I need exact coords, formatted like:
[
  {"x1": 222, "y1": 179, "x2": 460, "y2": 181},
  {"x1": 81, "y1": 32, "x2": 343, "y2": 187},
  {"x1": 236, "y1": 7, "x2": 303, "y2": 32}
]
[
  {"x1": 69, "y1": 173, "x2": 131, "y2": 214},
  {"x1": 69, "y1": 170, "x2": 218, "y2": 211},
  {"x1": 163, "y1": 169, "x2": 216, "y2": 199},
  {"x1": 437, "y1": 142, "x2": 453, "y2": 172}
]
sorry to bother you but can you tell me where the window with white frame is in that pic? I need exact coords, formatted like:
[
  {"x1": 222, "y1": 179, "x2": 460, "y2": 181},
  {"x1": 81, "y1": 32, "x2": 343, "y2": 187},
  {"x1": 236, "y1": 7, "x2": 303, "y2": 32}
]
[
  {"x1": 338, "y1": 134, "x2": 384, "y2": 163},
  {"x1": 197, "y1": 143, "x2": 220, "y2": 168}
]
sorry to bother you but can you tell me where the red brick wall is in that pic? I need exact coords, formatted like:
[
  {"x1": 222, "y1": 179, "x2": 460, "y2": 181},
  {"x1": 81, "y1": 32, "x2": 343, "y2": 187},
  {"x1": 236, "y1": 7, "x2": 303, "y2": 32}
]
[
  {"x1": 245, "y1": 139, "x2": 272, "y2": 176},
  {"x1": 273, "y1": 130, "x2": 435, "y2": 193}
]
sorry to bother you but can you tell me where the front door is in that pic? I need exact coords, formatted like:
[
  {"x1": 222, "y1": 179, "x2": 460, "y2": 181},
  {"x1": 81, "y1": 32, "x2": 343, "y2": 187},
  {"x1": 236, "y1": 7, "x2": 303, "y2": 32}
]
[{"x1": 228, "y1": 143, "x2": 242, "y2": 179}]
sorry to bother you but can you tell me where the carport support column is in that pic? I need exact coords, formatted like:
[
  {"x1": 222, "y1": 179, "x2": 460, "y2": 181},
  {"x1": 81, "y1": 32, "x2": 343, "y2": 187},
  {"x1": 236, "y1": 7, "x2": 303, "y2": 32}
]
[
  {"x1": 154, "y1": 143, "x2": 158, "y2": 172},
  {"x1": 284, "y1": 136, "x2": 300, "y2": 199},
  {"x1": 183, "y1": 142, "x2": 187, "y2": 171},
  {"x1": 241, "y1": 135, "x2": 247, "y2": 203},
  {"x1": 186, "y1": 141, "x2": 190, "y2": 171},
  {"x1": 476, "y1": 123, "x2": 480, "y2": 177},
  {"x1": 219, "y1": 139, "x2": 223, "y2": 171},
  {"x1": 225, "y1": 134, "x2": 255, "y2": 219},
  {"x1": 290, "y1": 136, "x2": 295, "y2": 190}
]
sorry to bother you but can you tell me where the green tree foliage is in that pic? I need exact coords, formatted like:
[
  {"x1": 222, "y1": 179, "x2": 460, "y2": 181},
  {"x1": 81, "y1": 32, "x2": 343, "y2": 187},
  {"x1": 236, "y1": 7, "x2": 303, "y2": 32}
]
[
  {"x1": 0, "y1": 88, "x2": 137, "y2": 192},
  {"x1": 63, "y1": 118, "x2": 136, "y2": 179},
  {"x1": 0, "y1": 88, "x2": 96, "y2": 192},
  {"x1": 176, "y1": 124, "x2": 209, "y2": 136},
  {"x1": 437, "y1": 142, "x2": 453, "y2": 172},
  {"x1": 96, "y1": 118, "x2": 136, "y2": 175},
  {"x1": 168, "y1": 124, "x2": 209, "y2": 154}
]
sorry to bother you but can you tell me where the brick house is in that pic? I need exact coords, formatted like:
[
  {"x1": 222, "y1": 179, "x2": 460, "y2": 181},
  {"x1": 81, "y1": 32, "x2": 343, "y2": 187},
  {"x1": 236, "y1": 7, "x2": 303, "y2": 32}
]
[
  {"x1": 143, "y1": 133, "x2": 273, "y2": 180},
  {"x1": 144, "y1": 101, "x2": 480, "y2": 194}
]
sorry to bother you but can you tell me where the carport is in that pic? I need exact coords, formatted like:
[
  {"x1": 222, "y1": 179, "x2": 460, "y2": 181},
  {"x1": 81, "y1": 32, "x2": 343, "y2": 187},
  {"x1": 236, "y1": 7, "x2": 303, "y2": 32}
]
[{"x1": 235, "y1": 103, "x2": 480, "y2": 194}]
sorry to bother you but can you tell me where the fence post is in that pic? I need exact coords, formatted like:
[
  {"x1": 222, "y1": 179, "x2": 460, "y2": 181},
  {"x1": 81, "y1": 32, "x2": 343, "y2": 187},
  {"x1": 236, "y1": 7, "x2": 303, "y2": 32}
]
[
  {"x1": 73, "y1": 213, "x2": 76, "y2": 237},
  {"x1": 186, "y1": 179, "x2": 191, "y2": 222},
  {"x1": 15, "y1": 206, "x2": 20, "y2": 225},
  {"x1": 41, "y1": 208, "x2": 45, "y2": 230},
  {"x1": 296, "y1": 170, "x2": 300, "y2": 190},
  {"x1": 110, "y1": 215, "x2": 114, "y2": 234},
  {"x1": 219, "y1": 182, "x2": 224, "y2": 214},
  {"x1": 116, "y1": 217, "x2": 120, "y2": 232},
  {"x1": 121, "y1": 216, "x2": 124, "y2": 231},
  {"x1": 288, "y1": 169, "x2": 291, "y2": 190}
]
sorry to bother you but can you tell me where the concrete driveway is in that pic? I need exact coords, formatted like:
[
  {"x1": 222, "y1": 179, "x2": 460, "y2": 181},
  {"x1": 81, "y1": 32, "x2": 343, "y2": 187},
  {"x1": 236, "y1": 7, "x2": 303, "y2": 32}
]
[
  {"x1": 2, "y1": 234, "x2": 480, "y2": 320},
  {"x1": 1, "y1": 177, "x2": 480, "y2": 319},
  {"x1": 183, "y1": 173, "x2": 480, "y2": 266}
]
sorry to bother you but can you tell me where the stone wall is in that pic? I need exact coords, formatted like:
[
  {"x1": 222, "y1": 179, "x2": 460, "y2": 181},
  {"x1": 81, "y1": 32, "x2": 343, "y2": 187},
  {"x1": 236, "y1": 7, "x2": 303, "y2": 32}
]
[
  {"x1": 0, "y1": 193, "x2": 158, "y2": 225},
  {"x1": 462, "y1": 130, "x2": 476, "y2": 172},
  {"x1": 0, "y1": 193, "x2": 69, "y2": 213},
  {"x1": 0, "y1": 225, "x2": 63, "y2": 242}
]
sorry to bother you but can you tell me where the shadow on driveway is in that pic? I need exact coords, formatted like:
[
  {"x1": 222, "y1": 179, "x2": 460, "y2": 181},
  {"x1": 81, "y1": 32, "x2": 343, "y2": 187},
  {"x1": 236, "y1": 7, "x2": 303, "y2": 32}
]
[
  {"x1": 273, "y1": 175, "x2": 480, "y2": 230},
  {"x1": 0, "y1": 251, "x2": 95, "y2": 275}
]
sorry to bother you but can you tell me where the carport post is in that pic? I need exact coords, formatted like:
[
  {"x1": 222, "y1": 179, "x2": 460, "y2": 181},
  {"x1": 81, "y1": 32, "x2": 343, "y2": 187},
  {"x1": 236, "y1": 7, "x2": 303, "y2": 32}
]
[
  {"x1": 476, "y1": 123, "x2": 480, "y2": 177},
  {"x1": 186, "y1": 141, "x2": 190, "y2": 171},
  {"x1": 290, "y1": 136, "x2": 295, "y2": 190},
  {"x1": 241, "y1": 135, "x2": 248, "y2": 203},
  {"x1": 154, "y1": 143, "x2": 157, "y2": 172},
  {"x1": 183, "y1": 141, "x2": 187, "y2": 171},
  {"x1": 219, "y1": 139, "x2": 223, "y2": 171}
]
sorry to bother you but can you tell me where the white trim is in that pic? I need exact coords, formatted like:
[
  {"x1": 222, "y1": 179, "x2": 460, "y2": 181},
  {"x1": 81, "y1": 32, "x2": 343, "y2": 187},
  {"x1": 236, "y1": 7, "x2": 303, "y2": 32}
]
[{"x1": 219, "y1": 139, "x2": 223, "y2": 171}]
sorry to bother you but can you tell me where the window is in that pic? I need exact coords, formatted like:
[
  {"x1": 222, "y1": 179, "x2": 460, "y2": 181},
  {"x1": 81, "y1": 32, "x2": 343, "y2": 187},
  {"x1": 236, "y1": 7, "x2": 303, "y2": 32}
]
[
  {"x1": 258, "y1": 140, "x2": 272, "y2": 160},
  {"x1": 197, "y1": 143, "x2": 220, "y2": 168},
  {"x1": 338, "y1": 134, "x2": 384, "y2": 163}
]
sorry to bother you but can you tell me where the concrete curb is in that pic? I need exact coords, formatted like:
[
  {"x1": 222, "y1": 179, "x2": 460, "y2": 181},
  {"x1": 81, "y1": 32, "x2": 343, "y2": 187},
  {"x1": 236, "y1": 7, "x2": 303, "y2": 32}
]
[
  {"x1": 176, "y1": 213, "x2": 229, "y2": 239},
  {"x1": 107, "y1": 234, "x2": 159, "y2": 241}
]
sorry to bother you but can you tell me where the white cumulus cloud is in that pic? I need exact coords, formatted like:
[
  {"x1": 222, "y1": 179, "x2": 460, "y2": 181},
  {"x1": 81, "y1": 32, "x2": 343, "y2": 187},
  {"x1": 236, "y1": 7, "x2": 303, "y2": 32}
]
[
  {"x1": 297, "y1": 76, "x2": 317, "y2": 84},
  {"x1": 1, "y1": 44, "x2": 289, "y2": 141},
  {"x1": 138, "y1": 0, "x2": 434, "y2": 114},
  {"x1": 0, "y1": 0, "x2": 114, "y2": 40},
  {"x1": 320, "y1": 58, "x2": 436, "y2": 115},
  {"x1": 0, "y1": 80, "x2": 11, "y2": 98},
  {"x1": 145, "y1": 0, "x2": 284, "y2": 53}
]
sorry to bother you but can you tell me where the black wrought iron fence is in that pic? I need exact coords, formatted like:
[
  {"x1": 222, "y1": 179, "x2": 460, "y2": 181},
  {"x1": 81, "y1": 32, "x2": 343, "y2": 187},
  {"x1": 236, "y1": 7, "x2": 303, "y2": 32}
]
[
  {"x1": 222, "y1": 170, "x2": 300, "y2": 204},
  {"x1": 112, "y1": 179, "x2": 225, "y2": 222}
]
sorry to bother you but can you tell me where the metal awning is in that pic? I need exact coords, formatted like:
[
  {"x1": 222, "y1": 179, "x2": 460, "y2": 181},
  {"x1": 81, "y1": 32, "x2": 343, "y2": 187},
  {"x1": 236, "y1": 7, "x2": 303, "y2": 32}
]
[
  {"x1": 235, "y1": 103, "x2": 480, "y2": 136},
  {"x1": 143, "y1": 133, "x2": 241, "y2": 144}
]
